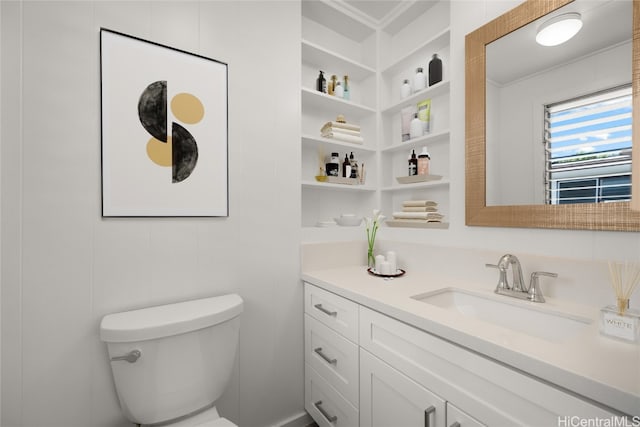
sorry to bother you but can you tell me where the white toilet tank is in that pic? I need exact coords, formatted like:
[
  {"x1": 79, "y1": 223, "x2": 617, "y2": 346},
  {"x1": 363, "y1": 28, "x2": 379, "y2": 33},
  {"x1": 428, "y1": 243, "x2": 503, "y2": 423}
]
[{"x1": 100, "y1": 294, "x2": 243, "y2": 425}]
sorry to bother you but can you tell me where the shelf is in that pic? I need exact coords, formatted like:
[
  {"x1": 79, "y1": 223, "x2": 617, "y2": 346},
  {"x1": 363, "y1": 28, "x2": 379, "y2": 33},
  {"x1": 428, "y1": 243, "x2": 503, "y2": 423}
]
[
  {"x1": 302, "y1": 134, "x2": 377, "y2": 153},
  {"x1": 381, "y1": 80, "x2": 450, "y2": 115},
  {"x1": 381, "y1": 129, "x2": 450, "y2": 153},
  {"x1": 381, "y1": 179, "x2": 450, "y2": 192},
  {"x1": 302, "y1": 39, "x2": 376, "y2": 81},
  {"x1": 302, "y1": 87, "x2": 376, "y2": 118},
  {"x1": 302, "y1": 180, "x2": 376, "y2": 192},
  {"x1": 381, "y1": 28, "x2": 450, "y2": 75}
]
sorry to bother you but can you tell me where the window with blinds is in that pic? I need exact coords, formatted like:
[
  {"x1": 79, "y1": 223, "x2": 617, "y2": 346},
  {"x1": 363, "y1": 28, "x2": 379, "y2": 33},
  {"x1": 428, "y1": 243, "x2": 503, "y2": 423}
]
[{"x1": 544, "y1": 85, "x2": 632, "y2": 204}]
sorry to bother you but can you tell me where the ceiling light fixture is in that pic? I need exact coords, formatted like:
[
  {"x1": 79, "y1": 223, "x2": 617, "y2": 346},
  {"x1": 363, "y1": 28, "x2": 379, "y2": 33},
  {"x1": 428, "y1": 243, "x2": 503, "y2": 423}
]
[{"x1": 536, "y1": 12, "x2": 583, "y2": 47}]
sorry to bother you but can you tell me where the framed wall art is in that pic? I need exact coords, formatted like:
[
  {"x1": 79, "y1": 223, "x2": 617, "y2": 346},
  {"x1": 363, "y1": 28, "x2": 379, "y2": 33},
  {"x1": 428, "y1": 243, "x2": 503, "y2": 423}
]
[{"x1": 100, "y1": 28, "x2": 228, "y2": 217}]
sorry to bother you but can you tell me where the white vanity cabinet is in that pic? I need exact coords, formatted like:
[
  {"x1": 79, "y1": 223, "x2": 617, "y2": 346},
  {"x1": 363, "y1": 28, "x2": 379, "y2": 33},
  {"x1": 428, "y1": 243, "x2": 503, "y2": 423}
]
[
  {"x1": 359, "y1": 306, "x2": 616, "y2": 426},
  {"x1": 304, "y1": 282, "x2": 621, "y2": 427},
  {"x1": 304, "y1": 284, "x2": 360, "y2": 426}
]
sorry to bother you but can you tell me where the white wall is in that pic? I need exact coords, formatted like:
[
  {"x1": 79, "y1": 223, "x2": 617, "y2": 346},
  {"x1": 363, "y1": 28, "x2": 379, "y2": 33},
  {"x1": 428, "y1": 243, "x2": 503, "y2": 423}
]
[{"x1": 1, "y1": 1, "x2": 302, "y2": 426}]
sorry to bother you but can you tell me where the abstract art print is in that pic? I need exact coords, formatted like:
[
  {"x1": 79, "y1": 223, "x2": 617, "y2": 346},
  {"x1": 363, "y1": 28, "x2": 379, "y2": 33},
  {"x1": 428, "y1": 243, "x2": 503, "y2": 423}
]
[{"x1": 100, "y1": 29, "x2": 228, "y2": 217}]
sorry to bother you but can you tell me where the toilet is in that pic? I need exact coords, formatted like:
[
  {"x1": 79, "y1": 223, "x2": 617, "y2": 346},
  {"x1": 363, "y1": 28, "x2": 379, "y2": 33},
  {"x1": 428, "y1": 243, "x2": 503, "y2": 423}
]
[{"x1": 100, "y1": 294, "x2": 243, "y2": 427}]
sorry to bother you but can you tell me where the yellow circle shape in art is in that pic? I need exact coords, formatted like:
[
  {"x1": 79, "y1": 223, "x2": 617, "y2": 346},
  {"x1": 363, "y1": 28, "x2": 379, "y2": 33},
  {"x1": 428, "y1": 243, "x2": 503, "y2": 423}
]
[
  {"x1": 147, "y1": 136, "x2": 172, "y2": 167},
  {"x1": 171, "y1": 93, "x2": 205, "y2": 124}
]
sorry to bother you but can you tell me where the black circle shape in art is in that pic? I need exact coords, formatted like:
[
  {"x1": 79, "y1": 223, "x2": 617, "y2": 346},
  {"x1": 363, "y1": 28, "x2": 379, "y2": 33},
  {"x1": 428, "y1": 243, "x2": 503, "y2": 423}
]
[
  {"x1": 138, "y1": 80, "x2": 167, "y2": 143},
  {"x1": 172, "y1": 122, "x2": 199, "y2": 183}
]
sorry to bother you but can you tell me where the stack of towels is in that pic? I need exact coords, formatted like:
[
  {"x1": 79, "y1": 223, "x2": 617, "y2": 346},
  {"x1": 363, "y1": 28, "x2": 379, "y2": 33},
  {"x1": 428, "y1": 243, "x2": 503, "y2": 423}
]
[
  {"x1": 321, "y1": 119, "x2": 363, "y2": 145},
  {"x1": 392, "y1": 200, "x2": 444, "y2": 223}
]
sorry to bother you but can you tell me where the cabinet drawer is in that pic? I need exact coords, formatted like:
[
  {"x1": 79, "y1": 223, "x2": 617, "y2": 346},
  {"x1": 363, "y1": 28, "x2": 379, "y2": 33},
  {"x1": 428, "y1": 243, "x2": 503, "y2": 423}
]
[
  {"x1": 305, "y1": 314, "x2": 359, "y2": 407},
  {"x1": 305, "y1": 363, "x2": 359, "y2": 427},
  {"x1": 305, "y1": 283, "x2": 358, "y2": 343}
]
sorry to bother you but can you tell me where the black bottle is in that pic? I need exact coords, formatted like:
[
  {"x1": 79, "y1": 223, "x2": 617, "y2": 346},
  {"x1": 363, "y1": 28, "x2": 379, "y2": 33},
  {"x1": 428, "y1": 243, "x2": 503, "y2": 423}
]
[
  {"x1": 342, "y1": 153, "x2": 351, "y2": 178},
  {"x1": 408, "y1": 149, "x2": 418, "y2": 176},
  {"x1": 316, "y1": 70, "x2": 327, "y2": 93},
  {"x1": 428, "y1": 54, "x2": 442, "y2": 86},
  {"x1": 349, "y1": 152, "x2": 358, "y2": 179}
]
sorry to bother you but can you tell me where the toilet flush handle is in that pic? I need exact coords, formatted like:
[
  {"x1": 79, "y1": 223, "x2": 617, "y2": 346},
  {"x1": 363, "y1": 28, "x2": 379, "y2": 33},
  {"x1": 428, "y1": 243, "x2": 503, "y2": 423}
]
[{"x1": 110, "y1": 349, "x2": 141, "y2": 363}]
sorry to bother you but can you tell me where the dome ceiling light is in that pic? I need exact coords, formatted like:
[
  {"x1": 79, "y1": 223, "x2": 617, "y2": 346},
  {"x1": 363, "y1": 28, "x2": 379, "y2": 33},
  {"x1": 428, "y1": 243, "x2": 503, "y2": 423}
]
[{"x1": 536, "y1": 12, "x2": 583, "y2": 46}]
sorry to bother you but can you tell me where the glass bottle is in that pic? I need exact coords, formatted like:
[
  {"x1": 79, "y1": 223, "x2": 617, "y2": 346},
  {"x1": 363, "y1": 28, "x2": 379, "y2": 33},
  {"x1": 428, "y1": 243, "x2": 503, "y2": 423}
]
[
  {"x1": 334, "y1": 81, "x2": 344, "y2": 98},
  {"x1": 316, "y1": 70, "x2": 326, "y2": 93},
  {"x1": 408, "y1": 150, "x2": 418, "y2": 176},
  {"x1": 328, "y1": 75, "x2": 337, "y2": 95},
  {"x1": 401, "y1": 79, "x2": 411, "y2": 99},
  {"x1": 417, "y1": 146, "x2": 430, "y2": 175},
  {"x1": 349, "y1": 152, "x2": 358, "y2": 179},
  {"x1": 342, "y1": 153, "x2": 352, "y2": 178},
  {"x1": 429, "y1": 54, "x2": 443, "y2": 86},
  {"x1": 410, "y1": 113, "x2": 423, "y2": 139},
  {"x1": 343, "y1": 75, "x2": 350, "y2": 100},
  {"x1": 413, "y1": 67, "x2": 426, "y2": 93}
]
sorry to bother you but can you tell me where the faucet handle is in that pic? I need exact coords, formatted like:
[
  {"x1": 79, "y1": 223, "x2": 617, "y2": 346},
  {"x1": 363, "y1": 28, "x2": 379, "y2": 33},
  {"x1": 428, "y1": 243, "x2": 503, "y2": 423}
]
[
  {"x1": 528, "y1": 271, "x2": 558, "y2": 303},
  {"x1": 486, "y1": 263, "x2": 510, "y2": 290}
]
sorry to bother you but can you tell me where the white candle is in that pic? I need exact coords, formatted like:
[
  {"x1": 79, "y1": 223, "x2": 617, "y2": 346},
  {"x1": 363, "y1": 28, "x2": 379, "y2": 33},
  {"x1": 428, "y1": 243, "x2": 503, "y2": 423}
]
[
  {"x1": 380, "y1": 261, "x2": 391, "y2": 275},
  {"x1": 375, "y1": 255, "x2": 385, "y2": 273},
  {"x1": 386, "y1": 251, "x2": 397, "y2": 273}
]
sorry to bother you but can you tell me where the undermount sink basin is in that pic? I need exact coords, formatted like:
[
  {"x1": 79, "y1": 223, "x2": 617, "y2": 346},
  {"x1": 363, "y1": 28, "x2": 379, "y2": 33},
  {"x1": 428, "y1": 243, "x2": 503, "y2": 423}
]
[{"x1": 412, "y1": 288, "x2": 592, "y2": 342}]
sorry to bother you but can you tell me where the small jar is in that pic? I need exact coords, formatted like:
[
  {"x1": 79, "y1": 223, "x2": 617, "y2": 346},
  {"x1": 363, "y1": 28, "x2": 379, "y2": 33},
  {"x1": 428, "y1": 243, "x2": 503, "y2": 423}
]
[
  {"x1": 413, "y1": 67, "x2": 426, "y2": 93},
  {"x1": 401, "y1": 79, "x2": 411, "y2": 99},
  {"x1": 326, "y1": 152, "x2": 339, "y2": 177}
]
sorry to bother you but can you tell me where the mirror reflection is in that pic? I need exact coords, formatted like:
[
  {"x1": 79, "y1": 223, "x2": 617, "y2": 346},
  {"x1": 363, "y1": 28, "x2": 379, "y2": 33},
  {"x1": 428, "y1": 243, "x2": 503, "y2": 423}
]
[{"x1": 485, "y1": 0, "x2": 632, "y2": 206}]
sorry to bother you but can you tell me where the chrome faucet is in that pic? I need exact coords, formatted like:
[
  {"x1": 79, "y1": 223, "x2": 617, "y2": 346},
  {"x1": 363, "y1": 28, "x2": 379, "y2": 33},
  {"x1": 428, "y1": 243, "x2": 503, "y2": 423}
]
[{"x1": 486, "y1": 254, "x2": 557, "y2": 303}]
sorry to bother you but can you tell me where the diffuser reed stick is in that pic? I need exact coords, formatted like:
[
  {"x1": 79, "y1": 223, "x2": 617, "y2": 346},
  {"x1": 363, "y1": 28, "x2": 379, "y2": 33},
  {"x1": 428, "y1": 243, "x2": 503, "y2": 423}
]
[{"x1": 607, "y1": 261, "x2": 640, "y2": 315}]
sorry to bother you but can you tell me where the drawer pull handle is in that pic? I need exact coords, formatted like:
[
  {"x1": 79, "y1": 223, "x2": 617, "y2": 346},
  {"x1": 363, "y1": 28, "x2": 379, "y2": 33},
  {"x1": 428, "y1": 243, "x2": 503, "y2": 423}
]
[
  {"x1": 314, "y1": 347, "x2": 337, "y2": 365},
  {"x1": 314, "y1": 400, "x2": 337, "y2": 423},
  {"x1": 424, "y1": 406, "x2": 436, "y2": 427},
  {"x1": 314, "y1": 303, "x2": 337, "y2": 317},
  {"x1": 449, "y1": 423, "x2": 461, "y2": 427}
]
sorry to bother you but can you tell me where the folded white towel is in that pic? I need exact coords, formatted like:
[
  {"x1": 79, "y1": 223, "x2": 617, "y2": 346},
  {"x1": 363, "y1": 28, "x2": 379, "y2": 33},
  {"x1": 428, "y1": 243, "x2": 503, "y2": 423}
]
[
  {"x1": 402, "y1": 206, "x2": 438, "y2": 212},
  {"x1": 321, "y1": 127, "x2": 361, "y2": 137},
  {"x1": 392, "y1": 212, "x2": 444, "y2": 220},
  {"x1": 321, "y1": 132, "x2": 364, "y2": 144},
  {"x1": 402, "y1": 200, "x2": 438, "y2": 207},
  {"x1": 321, "y1": 121, "x2": 361, "y2": 133}
]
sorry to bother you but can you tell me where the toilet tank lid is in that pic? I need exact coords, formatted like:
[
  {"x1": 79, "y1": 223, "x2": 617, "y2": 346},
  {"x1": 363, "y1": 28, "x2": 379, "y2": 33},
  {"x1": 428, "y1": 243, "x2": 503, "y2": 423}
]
[{"x1": 100, "y1": 294, "x2": 243, "y2": 343}]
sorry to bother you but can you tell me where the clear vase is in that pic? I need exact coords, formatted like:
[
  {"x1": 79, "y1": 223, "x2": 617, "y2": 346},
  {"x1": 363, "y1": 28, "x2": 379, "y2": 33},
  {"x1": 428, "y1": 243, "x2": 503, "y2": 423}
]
[{"x1": 367, "y1": 246, "x2": 375, "y2": 268}]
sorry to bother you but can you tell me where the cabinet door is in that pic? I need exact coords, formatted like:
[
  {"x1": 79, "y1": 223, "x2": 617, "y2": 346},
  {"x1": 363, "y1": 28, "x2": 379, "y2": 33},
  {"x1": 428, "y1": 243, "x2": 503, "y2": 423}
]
[
  {"x1": 446, "y1": 403, "x2": 485, "y2": 427},
  {"x1": 360, "y1": 348, "x2": 446, "y2": 427}
]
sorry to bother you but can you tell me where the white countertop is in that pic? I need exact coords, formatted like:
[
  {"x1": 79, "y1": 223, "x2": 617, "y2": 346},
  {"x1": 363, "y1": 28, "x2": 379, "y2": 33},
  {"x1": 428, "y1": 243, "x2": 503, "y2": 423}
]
[{"x1": 301, "y1": 265, "x2": 640, "y2": 416}]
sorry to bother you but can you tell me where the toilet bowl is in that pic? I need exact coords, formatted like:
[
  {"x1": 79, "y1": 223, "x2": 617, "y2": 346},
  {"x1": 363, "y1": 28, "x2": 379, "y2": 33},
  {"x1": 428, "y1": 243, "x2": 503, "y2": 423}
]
[{"x1": 100, "y1": 294, "x2": 243, "y2": 427}]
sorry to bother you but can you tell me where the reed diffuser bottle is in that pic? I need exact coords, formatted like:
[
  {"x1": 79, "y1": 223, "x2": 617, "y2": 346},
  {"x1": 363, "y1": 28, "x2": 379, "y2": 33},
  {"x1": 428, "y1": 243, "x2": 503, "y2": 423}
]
[{"x1": 600, "y1": 261, "x2": 640, "y2": 343}]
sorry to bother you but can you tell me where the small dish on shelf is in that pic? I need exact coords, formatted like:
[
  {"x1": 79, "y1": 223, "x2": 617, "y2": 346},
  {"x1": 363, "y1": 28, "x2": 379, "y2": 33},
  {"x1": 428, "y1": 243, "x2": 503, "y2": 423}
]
[
  {"x1": 367, "y1": 268, "x2": 406, "y2": 278},
  {"x1": 334, "y1": 215, "x2": 362, "y2": 226}
]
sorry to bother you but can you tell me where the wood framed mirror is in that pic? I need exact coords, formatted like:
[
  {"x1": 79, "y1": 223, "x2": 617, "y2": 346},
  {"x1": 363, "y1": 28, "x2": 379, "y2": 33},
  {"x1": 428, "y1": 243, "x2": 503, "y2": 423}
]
[{"x1": 465, "y1": 0, "x2": 640, "y2": 230}]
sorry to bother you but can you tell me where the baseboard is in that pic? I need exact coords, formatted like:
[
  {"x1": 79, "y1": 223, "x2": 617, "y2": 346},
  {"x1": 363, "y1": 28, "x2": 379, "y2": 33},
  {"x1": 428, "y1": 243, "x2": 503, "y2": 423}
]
[{"x1": 275, "y1": 411, "x2": 315, "y2": 427}]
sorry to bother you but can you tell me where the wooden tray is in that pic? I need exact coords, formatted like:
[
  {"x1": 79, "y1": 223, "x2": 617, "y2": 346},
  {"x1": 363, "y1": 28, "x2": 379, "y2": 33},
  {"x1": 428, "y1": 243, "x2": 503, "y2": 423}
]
[{"x1": 396, "y1": 174, "x2": 442, "y2": 184}]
